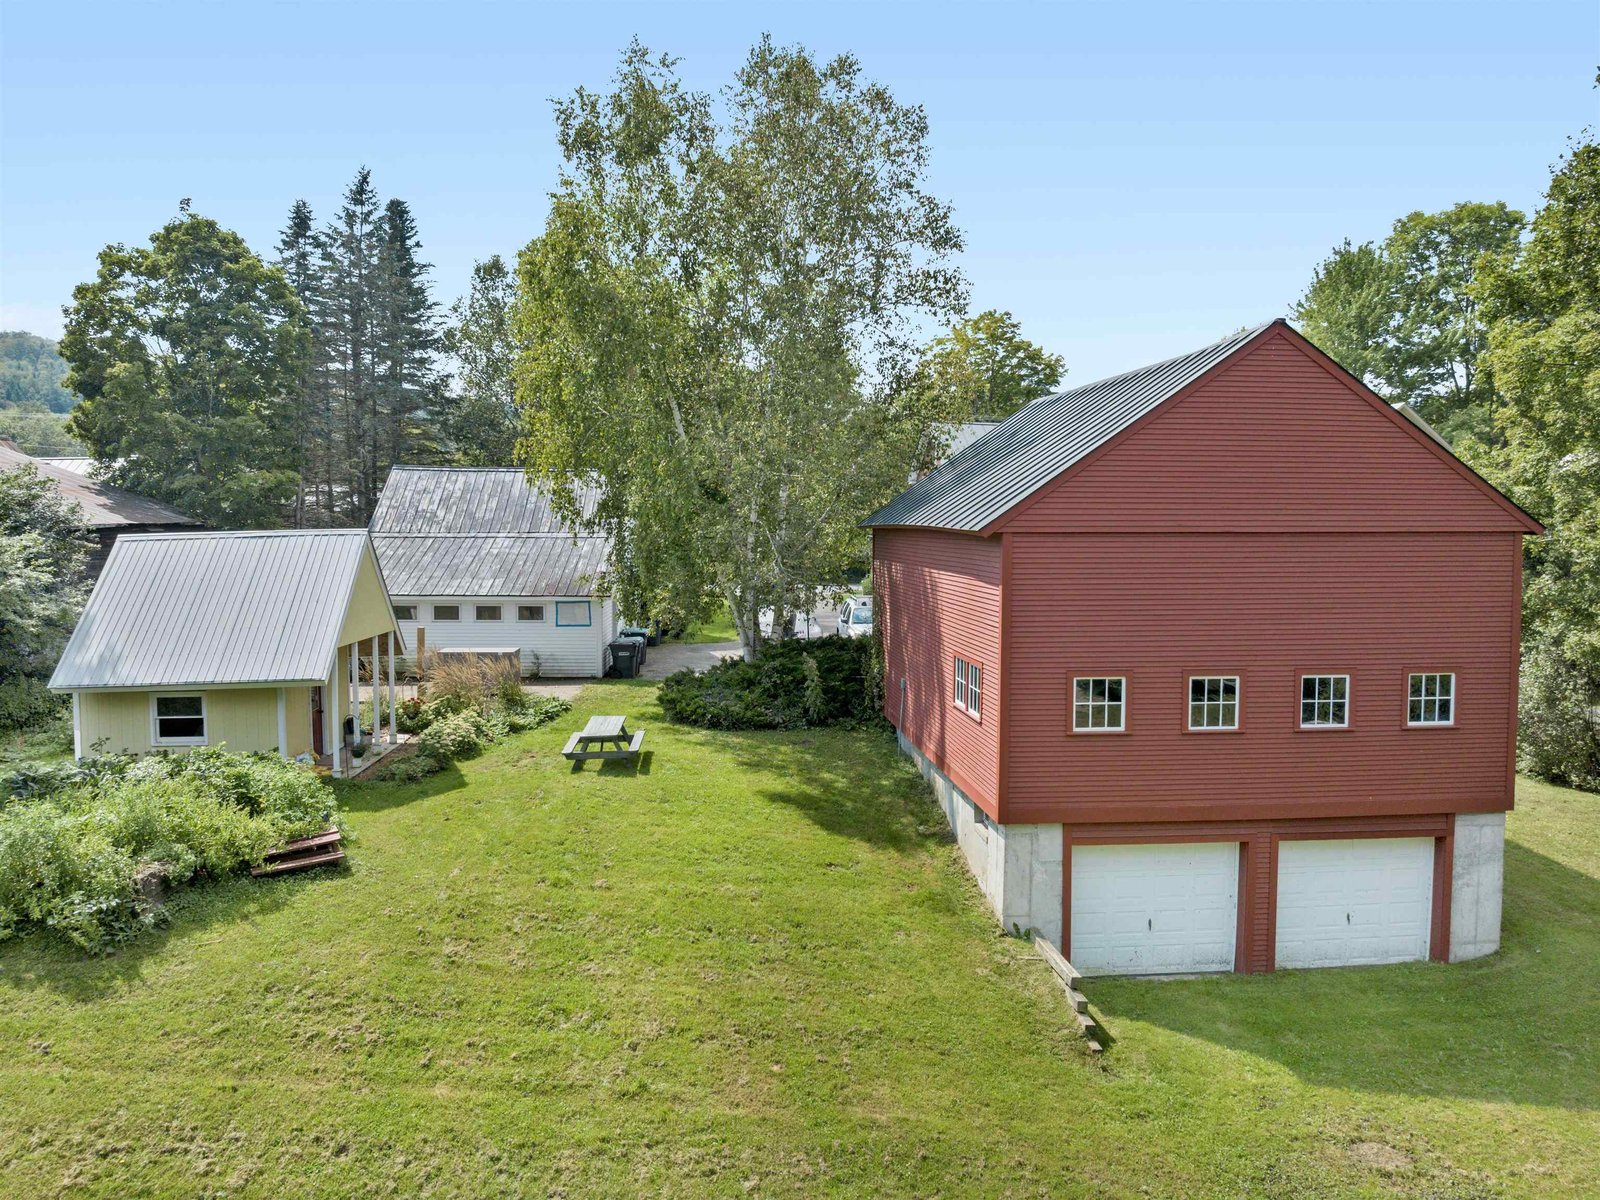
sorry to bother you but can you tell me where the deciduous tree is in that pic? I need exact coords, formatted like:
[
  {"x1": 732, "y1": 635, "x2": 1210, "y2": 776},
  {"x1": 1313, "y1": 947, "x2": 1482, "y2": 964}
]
[
  {"x1": 909, "y1": 309, "x2": 1064, "y2": 423},
  {"x1": 443, "y1": 255, "x2": 520, "y2": 466}
]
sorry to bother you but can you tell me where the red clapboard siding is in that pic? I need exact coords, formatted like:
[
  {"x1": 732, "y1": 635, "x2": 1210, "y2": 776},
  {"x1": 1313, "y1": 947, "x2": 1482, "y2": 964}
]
[
  {"x1": 1003, "y1": 531, "x2": 1521, "y2": 824},
  {"x1": 998, "y1": 329, "x2": 1531, "y2": 536},
  {"x1": 874, "y1": 527, "x2": 1002, "y2": 816}
]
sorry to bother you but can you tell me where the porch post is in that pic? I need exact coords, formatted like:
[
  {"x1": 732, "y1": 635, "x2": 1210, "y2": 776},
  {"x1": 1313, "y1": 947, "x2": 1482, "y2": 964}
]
[
  {"x1": 368, "y1": 636, "x2": 378, "y2": 742},
  {"x1": 72, "y1": 692, "x2": 82, "y2": 761},
  {"x1": 276, "y1": 687, "x2": 288, "y2": 758},
  {"x1": 386, "y1": 631, "x2": 397, "y2": 745},
  {"x1": 350, "y1": 640, "x2": 363, "y2": 748},
  {"x1": 328, "y1": 652, "x2": 343, "y2": 779}
]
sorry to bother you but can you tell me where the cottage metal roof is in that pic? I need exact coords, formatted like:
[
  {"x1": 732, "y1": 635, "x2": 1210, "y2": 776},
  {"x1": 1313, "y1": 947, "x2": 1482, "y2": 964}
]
[
  {"x1": 50, "y1": 529, "x2": 379, "y2": 690},
  {"x1": 369, "y1": 466, "x2": 610, "y2": 597},
  {"x1": 0, "y1": 444, "x2": 200, "y2": 530},
  {"x1": 864, "y1": 322, "x2": 1279, "y2": 532}
]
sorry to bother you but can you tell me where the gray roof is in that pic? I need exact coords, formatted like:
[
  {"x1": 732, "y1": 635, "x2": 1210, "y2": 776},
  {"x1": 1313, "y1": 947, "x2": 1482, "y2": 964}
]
[
  {"x1": 370, "y1": 466, "x2": 609, "y2": 597},
  {"x1": 865, "y1": 322, "x2": 1279, "y2": 532},
  {"x1": 0, "y1": 444, "x2": 199, "y2": 530},
  {"x1": 34, "y1": 456, "x2": 97, "y2": 475},
  {"x1": 50, "y1": 529, "x2": 379, "y2": 690}
]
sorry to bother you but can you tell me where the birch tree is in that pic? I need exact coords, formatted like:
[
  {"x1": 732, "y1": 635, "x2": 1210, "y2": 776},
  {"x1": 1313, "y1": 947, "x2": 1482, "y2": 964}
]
[{"x1": 515, "y1": 38, "x2": 967, "y2": 658}]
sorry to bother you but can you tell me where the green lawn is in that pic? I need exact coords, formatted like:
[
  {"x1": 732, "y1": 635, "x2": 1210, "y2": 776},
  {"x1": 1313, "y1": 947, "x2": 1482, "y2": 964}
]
[
  {"x1": 664, "y1": 608, "x2": 740, "y2": 644},
  {"x1": 1, "y1": 681, "x2": 1595, "y2": 1197}
]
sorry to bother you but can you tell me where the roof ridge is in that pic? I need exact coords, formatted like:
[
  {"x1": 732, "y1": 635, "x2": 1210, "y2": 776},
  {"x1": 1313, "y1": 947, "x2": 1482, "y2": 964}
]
[
  {"x1": 120, "y1": 528, "x2": 369, "y2": 540},
  {"x1": 1033, "y1": 319, "x2": 1282, "y2": 406}
]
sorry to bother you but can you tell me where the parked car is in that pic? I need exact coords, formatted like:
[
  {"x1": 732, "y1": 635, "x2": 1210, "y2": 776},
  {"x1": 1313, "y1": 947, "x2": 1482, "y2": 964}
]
[
  {"x1": 758, "y1": 607, "x2": 829, "y2": 639},
  {"x1": 838, "y1": 595, "x2": 873, "y2": 638}
]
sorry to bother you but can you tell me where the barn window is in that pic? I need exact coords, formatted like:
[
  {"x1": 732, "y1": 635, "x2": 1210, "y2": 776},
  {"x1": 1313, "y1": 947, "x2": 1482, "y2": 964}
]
[
  {"x1": 517, "y1": 605, "x2": 545, "y2": 622},
  {"x1": 1299, "y1": 675, "x2": 1349, "y2": 728},
  {"x1": 433, "y1": 605, "x2": 460, "y2": 621},
  {"x1": 953, "y1": 656, "x2": 981, "y2": 719},
  {"x1": 1073, "y1": 677, "x2": 1125, "y2": 731},
  {"x1": 1188, "y1": 676, "x2": 1240, "y2": 730},
  {"x1": 1408, "y1": 673, "x2": 1454, "y2": 726},
  {"x1": 953, "y1": 656, "x2": 968, "y2": 710},
  {"x1": 392, "y1": 605, "x2": 417, "y2": 621},
  {"x1": 152, "y1": 694, "x2": 206, "y2": 745},
  {"x1": 475, "y1": 605, "x2": 503, "y2": 621}
]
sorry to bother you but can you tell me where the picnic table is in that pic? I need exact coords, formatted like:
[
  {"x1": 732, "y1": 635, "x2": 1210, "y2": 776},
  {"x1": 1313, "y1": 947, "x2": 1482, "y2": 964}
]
[{"x1": 562, "y1": 714, "x2": 645, "y2": 764}]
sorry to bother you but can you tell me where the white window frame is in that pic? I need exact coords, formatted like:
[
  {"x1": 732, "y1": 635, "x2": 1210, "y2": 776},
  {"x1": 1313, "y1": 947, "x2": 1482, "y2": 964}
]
[
  {"x1": 1407, "y1": 672, "x2": 1455, "y2": 727},
  {"x1": 953, "y1": 655, "x2": 981, "y2": 720},
  {"x1": 953, "y1": 656, "x2": 968, "y2": 711},
  {"x1": 150, "y1": 692, "x2": 208, "y2": 746},
  {"x1": 433, "y1": 604, "x2": 460, "y2": 621},
  {"x1": 392, "y1": 604, "x2": 417, "y2": 621},
  {"x1": 517, "y1": 604, "x2": 546, "y2": 622},
  {"x1": 475, "y1": 605, "x2": 503, "y2": 622},
  {"x1": 1073, "y1": 676, "x2": 1126, "y2": 732},
  {"x1": 1299, "y1": 674, "x2": 1350, "y2": 729},
  {"x1": 1187, "y1": 675, "x2": 1240, "y2": 731}
]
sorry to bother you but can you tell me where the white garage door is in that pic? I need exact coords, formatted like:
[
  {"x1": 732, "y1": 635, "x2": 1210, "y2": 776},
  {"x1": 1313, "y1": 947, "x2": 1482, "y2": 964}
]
[
  {"x1": 1071, "y1": 842, "x2": 1238, "y2": 976},
  {"x1": 1275, "y1": 838, "x2": 1433, "y2": 969}
]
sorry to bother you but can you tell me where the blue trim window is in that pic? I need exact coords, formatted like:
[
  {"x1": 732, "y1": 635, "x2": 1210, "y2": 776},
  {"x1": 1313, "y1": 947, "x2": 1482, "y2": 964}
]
[{"x1": 555, "y1": 601, "x2": 592, "y2": 627}]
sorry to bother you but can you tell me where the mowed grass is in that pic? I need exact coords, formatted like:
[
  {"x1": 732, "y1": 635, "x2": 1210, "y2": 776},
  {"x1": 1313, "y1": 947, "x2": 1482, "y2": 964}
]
[{"x1": 0, "y1": 681, "x2": 1595, "y2": 1198}]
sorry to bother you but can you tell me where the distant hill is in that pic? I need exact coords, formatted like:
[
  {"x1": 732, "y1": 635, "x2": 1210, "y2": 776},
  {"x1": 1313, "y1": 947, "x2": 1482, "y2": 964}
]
[{"x1": 1, "y1": 330, "x2": 74, "y2": 413}]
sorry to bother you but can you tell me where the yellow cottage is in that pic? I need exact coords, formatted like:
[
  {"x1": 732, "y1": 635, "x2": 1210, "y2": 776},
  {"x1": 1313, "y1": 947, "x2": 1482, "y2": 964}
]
[{"x1": 49, "y1": 529, "x2": 404, "y2": 778}]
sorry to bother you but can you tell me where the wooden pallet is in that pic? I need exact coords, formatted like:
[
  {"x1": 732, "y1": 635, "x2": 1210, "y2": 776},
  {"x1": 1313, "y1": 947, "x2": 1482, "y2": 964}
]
[
  {"x1": 252, "y1": 828, "x2": 346, "y2": 877},
  {"x1": 1036, "y1": 936, "x2": 1105, "y2": 1053}
]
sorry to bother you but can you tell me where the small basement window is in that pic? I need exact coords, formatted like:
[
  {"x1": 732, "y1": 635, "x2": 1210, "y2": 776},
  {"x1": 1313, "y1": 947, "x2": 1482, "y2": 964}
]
[
  {"x1": 433, "y1": 605, "x2": 460, "y2": 621},
  {"x1": 392, "y1": 605, "x2": 417, "y2": 621},
  {"x1": 1188, "y1": 675, "x2": 1240, "y2": 730},
  {"x1": 1300, "y1": 674, "x2": 1349, "y2": 728},
  {"x1": 1408, "y1": 672, "x2": 1454, "y2": 726},
  {"x1": 517, "y1": 605, "x2": 545, "y2": 622},
  {"x1": 1073, "y1": 676, "x2": 1125, "y2": 731},
  {"x1": 152, "y1": 694, "x2": 206, "y2": 745},
  {"x1": 475, "y1": 605, "x2": 503, "y2": 621},
  {"x1": 953, "y1": 656, "x2": 981, "y2": 719}
]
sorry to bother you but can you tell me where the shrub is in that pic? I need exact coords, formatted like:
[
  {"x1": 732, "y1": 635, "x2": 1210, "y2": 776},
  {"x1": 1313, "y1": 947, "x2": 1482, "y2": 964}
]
[
  {"x1": 424, "y1": 652, "x2": 523, "y2": 717},
  {"x1": 1518, "y1": 641, "x2": 1600, "y2": 791},
  {"x1": 416, "y1": 711, "x2": 489, "y2": 762},
  {"x1": 659, "y1": 636, "x2": 881, "y2": 730},
  {"x1": 504, "y1": 695, "x2": 571, "y2": 732},
  {"x1": 372, "y1": 751, "x2": 445, "y2": 784}
]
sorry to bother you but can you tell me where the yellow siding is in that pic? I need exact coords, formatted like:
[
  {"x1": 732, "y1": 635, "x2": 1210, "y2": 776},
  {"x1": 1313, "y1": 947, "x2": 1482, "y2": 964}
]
[
  {"x1": 340, "y1": 547, "x2": 400, "y2": 648},
  {"x1": 77, "y1": 687, "x2": 314, "y2": 757}
]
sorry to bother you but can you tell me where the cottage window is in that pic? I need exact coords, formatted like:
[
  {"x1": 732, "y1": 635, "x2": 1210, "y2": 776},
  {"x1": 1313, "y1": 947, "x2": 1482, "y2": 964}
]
[
  {"x1": 433, "y1": 605, "x2": 460, "y2": 621},
  {"x1": 1408, "y1": 673, "x2": 1454, "y2": 726},
  {"x1": 517, "y1": 605, "x2": 545, "y2": 622},
  {"x1": 1299, "y1": 675, "x2": 1349, "y2": 728},
  {"x1": 475, "y1": 605, "x2": 502, "y2": 621},
  {"x1": 1188, "y1": 676, "x2": 1240, "y2": 730},
  {"x1": 152, "y1": 694, "x2": 206, "y2": 745},
  {"x1": 1073, "y1": 677, "x2": 1125, "y2": 731},
  {"x1": 392, "y1": 605, "x2": 417, "y2": 621}
]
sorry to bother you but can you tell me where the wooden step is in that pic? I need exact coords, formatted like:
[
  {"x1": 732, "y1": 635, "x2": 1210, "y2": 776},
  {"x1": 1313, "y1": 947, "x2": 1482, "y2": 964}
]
[
  {"x1": 251, "y1": 848, "x2": 346, "y2": 877},
  {"x1": 263, "y1": 828, "x2": 342, "y2": 861}
]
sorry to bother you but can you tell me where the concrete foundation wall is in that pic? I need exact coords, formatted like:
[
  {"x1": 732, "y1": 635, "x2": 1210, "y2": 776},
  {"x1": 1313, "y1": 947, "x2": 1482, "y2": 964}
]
[
  {"x1": 1450, "y1": 812, "x2": 1505, "y2": 962},
  {"x1": 899, "y1": 732, "x2": 1063, "y2": 945}
]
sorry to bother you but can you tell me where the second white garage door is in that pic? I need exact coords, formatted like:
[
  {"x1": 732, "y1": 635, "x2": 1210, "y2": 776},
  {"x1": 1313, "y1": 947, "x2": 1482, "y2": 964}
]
[
  {"x1": 1275, "y1": 838, "x2": 1433, "y2": 969},
  {"x1": 1071, "y1": 842, "x2": 1238, "y2": 976}
]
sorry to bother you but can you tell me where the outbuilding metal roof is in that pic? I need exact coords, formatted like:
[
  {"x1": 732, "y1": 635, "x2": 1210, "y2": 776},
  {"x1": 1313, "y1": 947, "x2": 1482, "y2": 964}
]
[
  {"x1": 369, "y1": 466, "x2": 610, "y2": 597},
  {"x1": 50, "y1": 529, "x2": 379, "y2": 690},
  {"x1": 864, "y1": 322, "x2": 1279, "y2": 532},
  {"x1": 1, "y1": 444, "x2": 199, "y2": 530}
]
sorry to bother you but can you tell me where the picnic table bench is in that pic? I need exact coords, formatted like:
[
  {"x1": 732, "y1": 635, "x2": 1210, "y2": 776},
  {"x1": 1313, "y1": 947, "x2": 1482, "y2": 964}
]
[{"x1": 562, "y1": 714, "x2": 645, "y2": 764}]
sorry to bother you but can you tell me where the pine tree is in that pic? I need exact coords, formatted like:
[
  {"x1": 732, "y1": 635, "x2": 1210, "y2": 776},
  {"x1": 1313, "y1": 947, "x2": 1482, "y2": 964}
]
[
  {"x1": 374, "y1": 198, "x2": 442, "y2": 479},
  {"x1": 276, "y1": 199, "x2": 326, "y2": 525}
]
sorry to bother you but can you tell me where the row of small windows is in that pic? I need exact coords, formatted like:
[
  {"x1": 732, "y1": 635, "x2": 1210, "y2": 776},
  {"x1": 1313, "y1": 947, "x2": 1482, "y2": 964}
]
[
  {"x1": 391, "y1": 604, "x2": 572, "y2": 623},
  {"x1": 1066, "y1": 672, "x2": 1456, "y2": 732}
]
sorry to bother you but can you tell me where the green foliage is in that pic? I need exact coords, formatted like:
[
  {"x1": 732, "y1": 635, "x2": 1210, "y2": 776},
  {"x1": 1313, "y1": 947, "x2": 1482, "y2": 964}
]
[
  {"x1": 0, "y1": 465, "x2": 91, "y2": 731},
  {"x1": 1517, "y1": 641, "x2": 1600, "y2": 791},
  {"x1": 371, "y1": 750, "x2": 445, "y2": 783},
  {"x1": 1294, "y1": 201, "x2": 1526, "y2": 442},
  {"x1": 0, "y1": 749, "x2": 335, "y2": 952},
  {"x1": 658, "y1": 635, "x2": 880, "y2": 729},
  {"x1": 443, "y1": 255, "x2": 521, "y2": 466},
  {"x1": 0, "y1": 331, "x2": 73, "y2": 412},
  {"x1": 0, "y1": 406, "x2": 85, "y2": 456},
  {"x1": 415, "y1": 711, "x2": 490, "y2": 762},
  {"x1": 59, "y1": 209, "x2": 309, "y2": 528},
  {"x1": 515, "y1": 37, "x2": 967, "y2": 660},
  {"x1": 907, "y1": 309, "x2": 1064, "y2": 424}
]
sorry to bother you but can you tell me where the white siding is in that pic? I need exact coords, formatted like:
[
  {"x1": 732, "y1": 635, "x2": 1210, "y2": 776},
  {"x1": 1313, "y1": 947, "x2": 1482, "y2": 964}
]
[{"x1": 395, "y1": 594, "x2": 618, "y2": 678}]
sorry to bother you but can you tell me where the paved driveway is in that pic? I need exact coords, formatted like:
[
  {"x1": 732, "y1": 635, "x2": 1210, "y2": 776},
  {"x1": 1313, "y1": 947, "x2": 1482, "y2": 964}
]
[{"x1": 640, "y1": 640, "x2": 744, "y2": 678}]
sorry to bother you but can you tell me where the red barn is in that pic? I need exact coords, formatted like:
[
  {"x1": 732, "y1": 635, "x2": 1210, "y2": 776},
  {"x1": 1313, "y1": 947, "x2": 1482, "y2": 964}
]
[{"x1": 865, "y1": 320, "x2": 1540, "y2": 975}]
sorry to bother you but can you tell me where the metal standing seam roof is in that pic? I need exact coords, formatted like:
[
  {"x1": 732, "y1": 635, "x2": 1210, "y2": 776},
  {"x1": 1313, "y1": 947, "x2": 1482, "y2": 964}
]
[
  {"x1": 863, "y1": 321, "x2": 1280, "y2": 532},
  {"x1": 0, "y1": 444, "x2": 200, "y2": 529},
  {"x1": 49, "y1": 529, "x2": 380, "y2": 690},
  {"x1": 369, "y1": 466, "x2": 611, "y2": 597}
]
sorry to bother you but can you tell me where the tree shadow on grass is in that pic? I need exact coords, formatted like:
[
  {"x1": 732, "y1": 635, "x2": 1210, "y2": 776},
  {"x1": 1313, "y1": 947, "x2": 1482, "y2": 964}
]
[{"x1": 1087, "y1": 840, "x2": 1600, "y2": 1110}]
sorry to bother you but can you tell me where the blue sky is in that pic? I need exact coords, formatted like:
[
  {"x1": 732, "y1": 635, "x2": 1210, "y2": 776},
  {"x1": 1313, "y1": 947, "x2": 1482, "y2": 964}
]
[{"x1": 2, "y1": 0, "x2": 1595, "y2": 384}]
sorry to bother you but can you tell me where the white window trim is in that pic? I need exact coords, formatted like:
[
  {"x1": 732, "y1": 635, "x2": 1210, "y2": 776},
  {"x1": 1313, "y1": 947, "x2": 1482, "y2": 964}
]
[
  {"x1": 953, "y1": 656, "x2": 982, "y2": 721},
  {"x1": 151, "y1": 692, "x2": 208, "y2": 747},
  {"x1": 1299, "y1": 674, "x2": 1351, "y2": 729},
  {"x1": 433, "y1": 604, "x2": 461, "y2": 621},
  {"x1": 1187, "y1": 675, "x2": 1241, "y2": 731},
  {"x1": 1407, "y1": 672, "x2": 1456, "y2": 727},
  {"x1": 474, "y1": 605, "x2": 503, "y2": 622},
  {"x1": 1072, "y1": 676, "x2": 1127, "y2": 733},
  {"x1": 392, "y1": 605, "x2": 417, "y2": 622},
  {"x1": 967, "y1": 661, "x2": 982, "y2": 720},
  {"x1": 517, "y1": 604, "x2": 546, "y2": 622}
]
